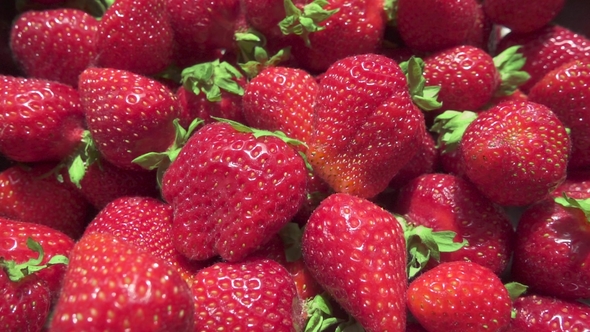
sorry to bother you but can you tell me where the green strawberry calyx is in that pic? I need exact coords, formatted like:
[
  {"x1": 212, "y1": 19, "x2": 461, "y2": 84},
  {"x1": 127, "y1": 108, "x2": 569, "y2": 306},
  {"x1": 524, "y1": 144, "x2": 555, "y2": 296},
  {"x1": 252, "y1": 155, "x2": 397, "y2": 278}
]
[
  {"x1": 493, "y1": 45, "x2": 531, "y2": 97},
  {"x1": 383, "y1": 0, "x2": 398, "y2": 26},
  {"x1": 279, "y1": 222, "x2": 304, "y2": 262},
  {"x1": 279, "y1": 0, "x2": 339, "y2": 48},
  {"x1": 66, "y1": 130, "x2": 102, "y2": 188},
  {"x1": 0, "y1": 237, "x2": 69, "y2": 282},
  {"x1": 505, "y1": 282, "x2": 528, "y2": 319},
  {"x1": 400, "y1": 56, "x2": 443, "y2": 111},
  {"x1": 304, "y1": 293, "x2": 343, "y2": 332},
  {"x1": 235, "y1": 30, "x2": 291, "y2": 79},
  {"x1": 431, "y1": 110, "x2": 478, "y2": 153},
  {"x1": 555, "y1": 193, "x2": 590, "y2": 221},
  {"x1": 181, "y1": 59, "x2": 245, "y2": 102},
  {"x1": 396, "y1": 214, "x2": 468, "y2": 279}
]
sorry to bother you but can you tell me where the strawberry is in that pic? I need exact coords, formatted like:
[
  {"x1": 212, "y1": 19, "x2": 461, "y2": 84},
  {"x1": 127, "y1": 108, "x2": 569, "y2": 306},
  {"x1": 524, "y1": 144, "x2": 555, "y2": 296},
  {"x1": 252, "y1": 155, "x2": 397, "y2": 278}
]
[
  {"x1": 483, "y1": 0, "x2": 566, "y2": 34},
  {"x1": 301, "y1": 193, "x2": 407, "y2": 331},
  {"x1": 161, "y1": 121, "x2": 308, "y2": 262},
  {"x1": 306, "y1": 54, "x2": 424, "y2": 199},
  {"x1": 10, "y1": 8, "x2": 98, "y2": 87},
  {"x1": 191, "y1": 259, "x2": 303, "y2": 331},
  {"x1": 508, "y1": 294, "x2": 590, "y2": 331},
  {"x1": 460, "y1": 100, "x2": 570, "y2": 206},
  {"x1": 396, "y1": 0, "x2": 480, "y2": 52},
  {"x1": 393, "y1": 173, "x2": 514, "y2": 275},
  {"x1": 387, "y1": 128, "x2": 438, "y2": 190},
  {"x1": 511, "y1": 193, "x2": 590, "y2": 300},
  {"x1": 0, "y1": 75, "x2": 85, "y2": 163},
  {"x1": 95, "y1": 0, "x2": 174, "y2": 75},
  {"x1": 528, "y1": 59, "x2": 590, "y2": 170},
  {"x1": 1, "y1": 268, "x2": 51, "y2": 332},
  {"x1": 552, "y1": 169, "x2": 590, "y2": 196},
  {"x1": 0, "y1": 164, "x2": 90, "y2": 239},
  {"x1": 496, "y1": 24, "x2": 590, "y2": 93},
  {"x1": 49, "y1": 232, "x2": 195, "y2": 331},
  {"x1": 79, "y1": 67, "x2": 183, "y2": 171},
  {"x1": 84, "y1": 196, "x2": 208, "y2": 285},
  {"x1": 407, "y1": 261, "x2": 512, "y2": 332}
]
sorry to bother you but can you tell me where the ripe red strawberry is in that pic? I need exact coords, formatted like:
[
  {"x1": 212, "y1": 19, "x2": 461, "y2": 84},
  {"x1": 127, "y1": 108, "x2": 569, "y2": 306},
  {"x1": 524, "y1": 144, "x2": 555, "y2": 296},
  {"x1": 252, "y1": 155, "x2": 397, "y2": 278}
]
[
  {"x1": 393, "y1": 173, "x2": 514, "y2": 275},
  {"x1": 84, "y1": 196, "x2": 208, "y2": 285},
  {"x1": 460, "y1": 100, "x2": 570, "y2": 206},
  {"x1": 496, "y1": 24, "x2": 590, "y2": 93},
  {"x1": 508, "y1": 294, "x2": 590, "y2": 331},
  {"x1": 528, "y1": 59, "x2": 590, "y2": 170},
  {"x1": 306, "y1": 54, "x2": 424, "y2": 199},
  {"x1": 95, "y1": 0, "x2": 173, "y2": 75},
  {"x1": 191, "y1": 259, "x2": 303, "y2": 330},
  {"x1": 0, "y1": 164, "x2": 90, "y2": 239},
  {"x1": 396, "y1": 0, "x2": 480, "y2": 52},
  {"x1": 387, "y1": 128, "x2": 438, "y2": 190},
  {"x1": 407, "y1": 261, "x2": 512, "y2": 331},
  {"x1": 483, "y1": 0, "x2": 566, "y2": 34},
  {"x1": 302, "y1": 193, "x2": 407, "y2": 332},
  {"x1": 1, "y1": 268, "x2": 51, "y2": 332},
  {"x1": 10, "y1": 8, "x2": 98, "y2": 87},
  {"x1": 161, "y1": 121, "x2": 308, "y2": 262},
  {"x1": 0, "y1": 75, "x2": 85, "y2": 163},
  {"x1": 49, "y1": 232, "x2": 195, "y2": 331},
  {"x1": 511, "y1": 193, "x2": 590, "y2": 300},
  {"x1": 79, "y1": 67, "x2": 183, "y2": 171}
]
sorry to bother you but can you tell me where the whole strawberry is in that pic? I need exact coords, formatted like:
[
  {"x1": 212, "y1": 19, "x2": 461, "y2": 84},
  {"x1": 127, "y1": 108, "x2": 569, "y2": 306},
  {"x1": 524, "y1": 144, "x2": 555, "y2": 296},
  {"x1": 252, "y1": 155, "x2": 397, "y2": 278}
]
[
  {"x1": 0, "y1": 75, "x2": 85, "y2": 163},
  {"x1": 162, "y1": 121, "x2": 308, "y2": 262},
  {"x1": 508, "y1": 294, "x2": 590, "y2": 331},
  {"x1": 49, "y1": 233, "x2": 195, "y2": 331},
  {"x1": 407, "y1": 261, "x2": 512, "y2": 332},
  {"x1": 191, "y1": 259, "x2": 303, "y2": 331},
  {"x1": 483, "y1": 0, "x2": 566, "y2": 34},
  {"x1": 302, "y1": 193, "x2": 407, "y2": 332},
  {"x1": 460, "y1": 100, "x2": 570, "y2": 206},
  {"x1": 10, "y1": 8, "x2": 98, "y2": 87},
  {"x1": 95, "y1": 0, "x2": 173, "y2": 75},
  {"x1": 79, "y1": 67, "x2": 183, "y2": 171},
  {"x1": 306, "y1": 54, "x2": 424, "y2": 199}
]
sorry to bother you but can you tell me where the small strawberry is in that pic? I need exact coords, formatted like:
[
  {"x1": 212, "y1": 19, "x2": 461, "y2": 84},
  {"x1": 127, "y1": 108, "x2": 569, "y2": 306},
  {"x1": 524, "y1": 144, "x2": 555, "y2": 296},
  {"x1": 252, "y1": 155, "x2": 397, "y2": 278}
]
[
  {"x1": 301, "y1": 193, "x2": 407, "y2": 332},
  {"x1": 306, "y1": 53, "x2": 424, "y2": 199},
  {"x1": 407, "y1": 261, "x2": 512, "y2": 332},
  {"x1": 0, "y1": 75, "x2": 85, "y2": 163},
  {"x1": 95, "y1": 0, "x2": 174, "y2": 75},
  {"x1": 483, "y1": 0, "x2": 566, "y2": 34},
  {"x1": 528, "y1": 59, "x2": 590, "y2": 170},
  {"x1": 191, "y1": 259, "x2": 303, "y2": 331},
  {"x1": 49, "y1": 233, "x2": 195, "y2": 331},
  {"x1": 508, "y1": 294, "x2": 590, "y2": 331},
  {"x1": 10, "y1": 8, "x2": 98, "y2": 87},
  {"x1": 161, "y1": 120, "x2": 308, "y2": 262}
]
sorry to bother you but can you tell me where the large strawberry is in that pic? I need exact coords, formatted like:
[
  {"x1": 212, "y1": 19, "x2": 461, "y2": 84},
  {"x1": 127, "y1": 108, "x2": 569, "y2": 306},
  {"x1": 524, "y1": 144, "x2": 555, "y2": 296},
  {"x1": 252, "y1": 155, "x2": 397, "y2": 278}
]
[
  {"x1": 79, "y1": 67, "x2": 183, "y2": 171},
  {"x1": 483, "y1": 0, "x2": 566, "y2": 34},
  {"x1": 0, "y1": 75, "x2": 85, "y2": 163},
  {"x1": 10, "y1": 8, "x2": 98, "y2": 87},
  {"x1": 301, "y1": 193, "x2": 407, "y2": 332},
  {"x1": 528, "y1": 59, "x2": 590, "y2": 171},
  {"x1": 306, "y1": 53, "x2": 424, "y2": 199},
  {"x1": 49, "y1": 232, "x2": 195, "y2": 331},
  {"x1": 508, "y1": 294, "x2": 590, "y2": 331},
  {"x1": 95, "y1": 0, "x2": 173, "y2": 75},
  {"x1": 161, "y1": 120, "x2": 308, "y2": 262},
  {"x1": 407, "y1": 261, "x2": 512, "y2": 331}
]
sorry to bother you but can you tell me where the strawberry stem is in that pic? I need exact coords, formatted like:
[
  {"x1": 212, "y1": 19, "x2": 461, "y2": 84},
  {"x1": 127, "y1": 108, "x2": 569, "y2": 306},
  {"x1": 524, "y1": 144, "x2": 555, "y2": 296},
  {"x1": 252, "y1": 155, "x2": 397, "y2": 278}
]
[
  {"x1": 493, "y1": 45, "x2": 531, "y2": 97},
  {"x1": 0, "y1": 238, "x2": 69, "y2": 282},
  {"x1": 400, "y1": 57, "x2": 442, "y2": 111},
  {"x1": 181, "y1": 60, "x2": 244, "y2": 102},
  {"x1": 555, "y1": 193, "x2": 590, "y2": 221},
  {"x1": 304, "y1": 293, "x2": 343, "y2": 332},
  {"x1": 279, "y1": 0, "x2": 339, "y2": 48},
  {"x1": 431, "y1": 110, "x2": 478, "y2": 153}
]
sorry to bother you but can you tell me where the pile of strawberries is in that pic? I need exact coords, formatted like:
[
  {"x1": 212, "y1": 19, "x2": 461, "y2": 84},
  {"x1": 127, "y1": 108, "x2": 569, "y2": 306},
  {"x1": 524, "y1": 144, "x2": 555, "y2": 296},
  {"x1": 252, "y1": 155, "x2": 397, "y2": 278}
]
[{"x1": 1, "y1": 0, "x2": 590, "y2": 330}]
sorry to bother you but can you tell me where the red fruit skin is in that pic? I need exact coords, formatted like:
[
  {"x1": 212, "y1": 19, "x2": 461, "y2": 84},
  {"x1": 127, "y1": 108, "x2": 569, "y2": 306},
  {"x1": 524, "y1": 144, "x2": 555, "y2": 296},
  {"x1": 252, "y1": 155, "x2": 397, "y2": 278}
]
[
  {"x1": 483, "y1": 0, "x2": 566, "y2": 34},
  {"x1": 393, "y1": 173, "x2": 514, "y2": 275},
  {"x1": 424, "y1": 45, "x2": 500, "y2": 111},
  {"x1": 79, "y1": 67, "x2": 182, "y2": 171},
  {"x1": 496, "y1": 25, "x2": 590, "y2": 93},
  {"x1": 161, "y1": 122, "x2": 307, "y2": 262},
  {"x1": 511, "y1": 197, "x2": 590, "y2": 299},
  {"x1": 0, "y1": 75, "x2": 85, "y2": 163},
  {"x1": 460, "y1": 100, "x2": 570, "y2": 206},
  {"x1": 302, "y1": 193, "x2": 407, "y2": 332},
  {"x1": 191, "y1": 259, "x2": 303, "y2": 331},
  {"x1": 388, "y1": 129, "x2": 439, "y2": 190},
  {"x1": 285, "y1": 258, "x2": 323, "y2": 301},
  {"x1": 95, "y1": 0, "x2": 173, "y2": 75},
  {"x1": 528, "y1": 59, "x2": 590, "y2": 170},
  {"x1": 49, "y1": 233, "x2": 195, "y2": 331},
  {"x1": 10, "y1": 8, "x2": 98, "y2": 87},
  {"x1": 0, "y1": 164, "x2": 90, "y2": 239},
  {"x1": 507, "y1": 294, "x2": 590, "y2": 331},
  {"x1": 306, "y1": 54, "x2": 424, "y2": 199},
  {"x1": 552, "y1": 170, "x2": 590, "y2": 196},
  {"x1": 407, "y1": 261, "x2": 512, "y2": 332},
  {"x1": 83, "y1": 197, "x2": 207, "y2": 286},
  {"x1": 397, "y1": 0, "x2": 479, "y2": 52}
]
